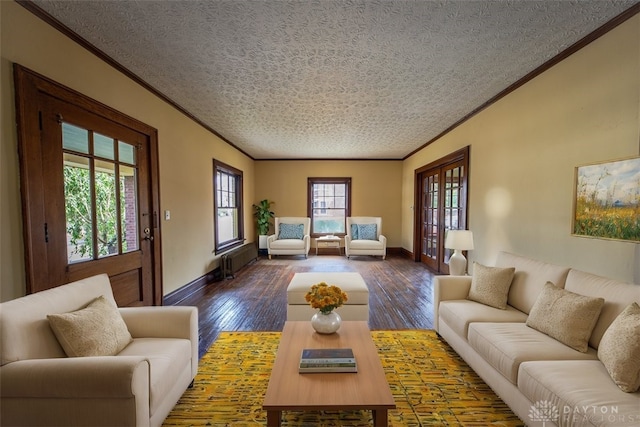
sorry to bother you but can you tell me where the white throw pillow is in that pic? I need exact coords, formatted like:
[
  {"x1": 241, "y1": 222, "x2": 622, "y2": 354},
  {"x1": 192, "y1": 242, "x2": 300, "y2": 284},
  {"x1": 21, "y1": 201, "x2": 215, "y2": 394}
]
[
  {"x1": 47, "y1": 295, "x2": 132, "y2": 357},
  {"x1": 597, "y1": 302, "x2": 640, "y2": 392}
]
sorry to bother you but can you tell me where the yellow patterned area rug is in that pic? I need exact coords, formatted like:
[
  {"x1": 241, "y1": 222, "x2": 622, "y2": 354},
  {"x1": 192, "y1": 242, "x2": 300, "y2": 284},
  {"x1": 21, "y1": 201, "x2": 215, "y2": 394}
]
[{"x1": 163, "y1": 330, "x2": 524, "y2": 426}]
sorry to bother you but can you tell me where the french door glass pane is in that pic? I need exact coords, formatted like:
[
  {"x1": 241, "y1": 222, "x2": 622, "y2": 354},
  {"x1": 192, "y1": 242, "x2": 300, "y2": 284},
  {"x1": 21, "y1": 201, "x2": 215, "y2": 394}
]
[{"x1": 64, "y1": 154, "x2": 93, "y2": 262}]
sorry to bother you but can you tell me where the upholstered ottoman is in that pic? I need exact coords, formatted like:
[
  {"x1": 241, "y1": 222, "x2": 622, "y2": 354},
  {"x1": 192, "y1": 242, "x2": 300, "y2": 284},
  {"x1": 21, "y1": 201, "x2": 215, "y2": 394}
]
[{"x1": 286, "y1": 272, "x2": 369, "y2": 321}]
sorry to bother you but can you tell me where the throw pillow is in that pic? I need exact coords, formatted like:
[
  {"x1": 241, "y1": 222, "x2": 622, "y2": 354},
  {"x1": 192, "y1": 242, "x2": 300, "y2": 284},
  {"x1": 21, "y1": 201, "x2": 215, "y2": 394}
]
[
  {"x1": 350, "y1": 224, "x2": 359, "y2": 240},
  {"x1": 47, "y1": 295, "x2": 133, "y2": 357},
  {"x1": 278, "y1": 223, "x2": 304, "y2": 239},
  {"x1": 467, "y1": 262, "x2": 515, "y2": 309},
  {"x1": 526, "y1": 282, "x2": 604, "y2": 352},
  {"x1": 597, "y1": 302, "x2": 640, "y2": 392},
  {"x1": 356, "y1": 224, "x2": 377, "y2": 240}
]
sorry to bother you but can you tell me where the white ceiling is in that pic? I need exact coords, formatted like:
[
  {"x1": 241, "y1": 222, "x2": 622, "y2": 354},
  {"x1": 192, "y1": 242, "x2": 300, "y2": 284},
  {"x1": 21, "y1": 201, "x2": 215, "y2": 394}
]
[{"x1": 30, "y1": 0, "x2": 638, "y2": 160}]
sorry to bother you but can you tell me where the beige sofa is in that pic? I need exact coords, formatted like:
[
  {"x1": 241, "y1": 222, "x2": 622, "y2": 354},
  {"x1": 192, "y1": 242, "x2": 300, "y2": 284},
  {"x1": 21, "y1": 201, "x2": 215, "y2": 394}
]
[
  {"x1": 0, "y1": 274, "x2": 198, "y2": 427},
  {"x1": 434, "y1": 252, "x2": 640, "y2": 427}
]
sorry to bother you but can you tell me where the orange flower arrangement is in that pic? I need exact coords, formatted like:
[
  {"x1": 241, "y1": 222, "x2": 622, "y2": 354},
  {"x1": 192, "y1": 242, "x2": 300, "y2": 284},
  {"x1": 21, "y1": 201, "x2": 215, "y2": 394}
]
[{"x1": 305, "y1": 282, "x2": 348, "y2": 314}]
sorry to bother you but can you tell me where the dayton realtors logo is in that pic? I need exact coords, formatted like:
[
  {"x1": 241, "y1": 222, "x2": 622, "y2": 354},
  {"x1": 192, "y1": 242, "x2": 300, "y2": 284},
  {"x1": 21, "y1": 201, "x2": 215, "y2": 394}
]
[{"x1": 529, "y1": 401, "x2": 638, "y2": 426}]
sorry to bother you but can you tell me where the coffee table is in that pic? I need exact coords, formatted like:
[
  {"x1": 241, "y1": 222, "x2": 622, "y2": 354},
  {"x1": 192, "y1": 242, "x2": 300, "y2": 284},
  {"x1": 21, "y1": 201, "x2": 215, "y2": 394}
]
[{"x1": 263, "y1": 321, "x2": 395, "y2": 426}]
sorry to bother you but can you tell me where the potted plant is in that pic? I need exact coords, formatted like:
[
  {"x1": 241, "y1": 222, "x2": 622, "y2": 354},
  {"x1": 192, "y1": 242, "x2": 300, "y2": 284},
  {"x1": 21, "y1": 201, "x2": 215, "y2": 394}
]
[{"x1": 252, "y1": 199, "x2": 275, "y2": 250}]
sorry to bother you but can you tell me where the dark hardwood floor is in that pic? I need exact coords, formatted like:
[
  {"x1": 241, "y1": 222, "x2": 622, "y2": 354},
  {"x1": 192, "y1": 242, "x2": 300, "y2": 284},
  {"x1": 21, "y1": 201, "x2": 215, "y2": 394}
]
[{"x1": 172, "y1": 253, "x2": 438, "y2": 358}]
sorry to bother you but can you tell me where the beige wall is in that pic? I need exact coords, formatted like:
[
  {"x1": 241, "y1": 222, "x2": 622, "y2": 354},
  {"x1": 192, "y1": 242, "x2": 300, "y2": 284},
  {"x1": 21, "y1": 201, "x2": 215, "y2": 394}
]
[
  {"x1": 1, "y1": 1, "x2": 255, "y2": 301},
  {"x1": 403, "y1": 15, "x2": 640, "y2": 283},
  {"x1": 254, "y1": 161, "x2": 403, "y2": 247}
]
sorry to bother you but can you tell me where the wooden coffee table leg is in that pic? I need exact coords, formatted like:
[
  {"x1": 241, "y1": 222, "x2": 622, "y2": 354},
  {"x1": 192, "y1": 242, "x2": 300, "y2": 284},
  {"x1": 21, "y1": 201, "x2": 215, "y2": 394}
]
[
  {"x1": 266, "y1": 410, "x2": 281, "y2": 427},
  {"x1": 372, "y1": 409, "x2": 388, "y2": 426}
]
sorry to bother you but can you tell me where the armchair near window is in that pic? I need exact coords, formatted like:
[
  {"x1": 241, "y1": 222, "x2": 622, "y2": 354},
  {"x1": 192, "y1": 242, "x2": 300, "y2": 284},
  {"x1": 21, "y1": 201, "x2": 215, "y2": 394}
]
[
  {"x1": 345, "y1": 217, "x2": 387, "y2": 260},
  {"x1": 267, "y1": 217, "x2": 311, "y2": 259}
]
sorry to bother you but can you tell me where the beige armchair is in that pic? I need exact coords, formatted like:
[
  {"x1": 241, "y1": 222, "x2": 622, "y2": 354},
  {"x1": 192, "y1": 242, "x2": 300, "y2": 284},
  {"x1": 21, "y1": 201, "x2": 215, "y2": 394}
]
[
  {"x1": 0, "y1": 274, "x2": 198, "y2": 427},
  {"x1": 345, "y1": 216, "x2": 387, "y2": 260},
  {"x1": 267, "y1": 217, "x2": 311, "y2": 259}
]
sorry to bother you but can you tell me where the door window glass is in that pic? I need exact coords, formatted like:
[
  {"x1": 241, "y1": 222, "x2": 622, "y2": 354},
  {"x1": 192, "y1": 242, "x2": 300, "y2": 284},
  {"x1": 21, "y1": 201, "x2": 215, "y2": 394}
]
[{"x1": 62, "y1": 122, "x2": 139, "y2": 263}]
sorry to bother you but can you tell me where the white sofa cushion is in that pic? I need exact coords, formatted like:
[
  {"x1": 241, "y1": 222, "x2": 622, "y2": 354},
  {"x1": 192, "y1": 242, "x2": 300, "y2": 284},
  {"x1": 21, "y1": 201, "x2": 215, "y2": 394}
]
[
  {"x1": 526, "y1": 282, "x2": 604, "y2": 352},
  {"x1": 348, "y1": 239, "x2": 384, "y2": 250},
  {"x1": 439, "y1": 300, "x2": 527, "y2": 338},
  {"x1": 119, "y1": 338, "x2": 192, "y2": 418},
  {"x1": 468, "y1": 323, "x2": 598, "y2": 385},
  {"x1": 518, "y1": 360, "x2": 640, "y2": 427},
  {"x1": 269, "y1": 239, "x2": 306, "y2": 250},
  {"x1": 468, "y1": 262, "x2": 515, "y2": 309},
  {"x1": 598, "y1": 302, "x2": 640, "y2": 393},
  {"x1": 496, "y1": 252, "x2": 571, "y2": 314},
  {"x1": 564, "y1": 269, "x2": 640, "y2": 349}
]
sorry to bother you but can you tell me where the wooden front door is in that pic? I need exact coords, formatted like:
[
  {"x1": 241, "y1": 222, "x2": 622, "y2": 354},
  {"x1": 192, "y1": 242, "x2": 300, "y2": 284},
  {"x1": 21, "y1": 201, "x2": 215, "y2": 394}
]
[
  {"x1": 14, "y1": 65, "x2": 162, "y2": 306},
  {"x1": 415, "y1": 147, "x2": 469, "y2": 274}
]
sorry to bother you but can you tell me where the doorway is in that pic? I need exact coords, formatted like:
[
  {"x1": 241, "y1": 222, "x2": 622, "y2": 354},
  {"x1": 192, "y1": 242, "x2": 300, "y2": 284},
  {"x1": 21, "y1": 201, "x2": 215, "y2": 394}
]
[
  {"x1": 414, "y1": 147, "x2": 470, "y2": 274},
  {"x1": 14, "y1": 65, "x2": 162, "y2": 306}
]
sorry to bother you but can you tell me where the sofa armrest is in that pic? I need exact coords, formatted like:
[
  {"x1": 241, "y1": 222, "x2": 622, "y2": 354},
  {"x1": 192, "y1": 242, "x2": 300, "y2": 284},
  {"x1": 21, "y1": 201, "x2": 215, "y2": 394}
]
[
  {"x1": 433, "y1": 275, "x2": 472, "y2": 332},
  {"x1": 120, "y1": 306, "x2": 196, "y2": 339},
  {"x1": 1, "y1": 357, "x2": 150, "y2": 426},
  {"x1": 378, "y1": 234, "x2": 387, "y2": 248},
  {"x1": 303, "y1": 235, "x2": 311, "y2": 253},
  {"x1": 120, "y1": 306, "x2": 198, "y2": 377},
  {"x1": 1, "y1": 356, "x2": 149, "y2": 398},
  {"x1": 267, "y1": 234, "x2": 276, "y2": 244}
]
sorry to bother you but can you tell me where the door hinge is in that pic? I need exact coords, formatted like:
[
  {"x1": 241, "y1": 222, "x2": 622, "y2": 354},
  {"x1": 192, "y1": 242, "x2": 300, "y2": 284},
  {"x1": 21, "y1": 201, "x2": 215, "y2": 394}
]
[
  {"x1": 44, "y1": 222, "x2": 49, "y2": 243},
  {"x1": 38, "y1": 111, "x2": 43, "y2": 131}
]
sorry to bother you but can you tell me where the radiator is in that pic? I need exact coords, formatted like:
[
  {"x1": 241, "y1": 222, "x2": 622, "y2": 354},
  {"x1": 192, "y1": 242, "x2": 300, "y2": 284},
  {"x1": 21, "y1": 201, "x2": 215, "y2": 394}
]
[{"x1": 221, "y1": 243, "x2": 258, "y2": 278}]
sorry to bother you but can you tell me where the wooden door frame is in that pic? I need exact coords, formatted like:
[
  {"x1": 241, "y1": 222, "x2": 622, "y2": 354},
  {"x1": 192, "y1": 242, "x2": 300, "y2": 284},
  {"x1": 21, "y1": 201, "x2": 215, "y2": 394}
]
[
  {"x1": 413, "y1": 146, "x2": 470, "y2": 270},
  {"x1": 13, "y1": 64, "x2": 163, "y2": 305}
]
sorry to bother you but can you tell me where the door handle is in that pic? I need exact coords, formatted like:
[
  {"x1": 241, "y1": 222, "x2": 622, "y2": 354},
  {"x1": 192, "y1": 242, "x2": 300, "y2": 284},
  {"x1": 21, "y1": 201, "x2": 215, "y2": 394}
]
[{"x1": 143, "y1": 227, "x2": 154, "y2": 241}]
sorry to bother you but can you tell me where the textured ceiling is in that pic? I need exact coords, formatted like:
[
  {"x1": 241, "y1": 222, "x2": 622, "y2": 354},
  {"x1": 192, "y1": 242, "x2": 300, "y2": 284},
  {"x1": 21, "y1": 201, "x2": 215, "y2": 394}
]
[{"x1": 30, "y1": 0, "x2": 638, "y2": 159}]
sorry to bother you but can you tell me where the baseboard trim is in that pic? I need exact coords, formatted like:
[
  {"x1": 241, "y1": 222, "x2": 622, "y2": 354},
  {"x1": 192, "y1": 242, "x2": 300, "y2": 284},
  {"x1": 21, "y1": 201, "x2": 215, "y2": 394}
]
[
  {"x1": 399, "y1": 247, "x2": 414, "y2": 259},
  {"x1": 164, "y1": 268, "x2": 222, "y2": 306}
]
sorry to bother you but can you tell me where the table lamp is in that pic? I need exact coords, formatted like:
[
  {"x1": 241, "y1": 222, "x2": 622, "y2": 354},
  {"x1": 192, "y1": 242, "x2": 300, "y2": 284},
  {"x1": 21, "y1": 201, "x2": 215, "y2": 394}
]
[{"x1": 445, "y1": 230, "x2": 474, "y2": 275}]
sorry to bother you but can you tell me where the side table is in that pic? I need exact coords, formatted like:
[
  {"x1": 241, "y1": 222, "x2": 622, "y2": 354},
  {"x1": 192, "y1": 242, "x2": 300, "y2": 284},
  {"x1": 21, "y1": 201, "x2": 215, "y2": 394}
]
[{"x1": 316, "y1": 236, "x2": 341, "y2": 255}]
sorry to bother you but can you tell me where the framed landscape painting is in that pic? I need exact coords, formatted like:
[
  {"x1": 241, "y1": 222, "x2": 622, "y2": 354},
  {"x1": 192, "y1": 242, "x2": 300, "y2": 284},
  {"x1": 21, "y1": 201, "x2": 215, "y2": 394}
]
[{"x1": 573, "y1": 156, "x2": 640, "y2": 242}]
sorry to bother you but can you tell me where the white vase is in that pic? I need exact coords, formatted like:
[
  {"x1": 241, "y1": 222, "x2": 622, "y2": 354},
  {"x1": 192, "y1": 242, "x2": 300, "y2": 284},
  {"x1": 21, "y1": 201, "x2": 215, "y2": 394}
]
[{"x1": 311, "y1": 311, "x2": 342, "y2": 334}]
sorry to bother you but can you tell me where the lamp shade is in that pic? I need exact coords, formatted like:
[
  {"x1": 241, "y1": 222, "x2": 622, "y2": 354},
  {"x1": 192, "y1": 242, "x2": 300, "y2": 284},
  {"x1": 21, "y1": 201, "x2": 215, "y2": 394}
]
[{"x1": 445, "y1": 230, "x2": 474, "y2": 250}]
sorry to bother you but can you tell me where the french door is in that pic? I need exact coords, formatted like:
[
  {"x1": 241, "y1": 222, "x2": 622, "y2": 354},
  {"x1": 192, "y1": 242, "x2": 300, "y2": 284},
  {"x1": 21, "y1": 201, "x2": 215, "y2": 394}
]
[
  {"x1": 415, "y1": 147, "x2": 469, "y2": 273},
  {"x1": 14, "y1": 65, "x2": 162, "y2": 306}
]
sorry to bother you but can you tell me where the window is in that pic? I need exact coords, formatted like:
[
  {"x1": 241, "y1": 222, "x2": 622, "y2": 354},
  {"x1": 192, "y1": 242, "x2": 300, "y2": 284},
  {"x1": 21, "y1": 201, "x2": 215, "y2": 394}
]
[
  {"x1": 214, "y1": 160, "x2": 244, "y2": 252},
  {"x1": 308, "y1": 177, "x2": 351, "y2": 236},
  {"x1": 62, "y1": 123, "x2": 139, "y2": 263}
]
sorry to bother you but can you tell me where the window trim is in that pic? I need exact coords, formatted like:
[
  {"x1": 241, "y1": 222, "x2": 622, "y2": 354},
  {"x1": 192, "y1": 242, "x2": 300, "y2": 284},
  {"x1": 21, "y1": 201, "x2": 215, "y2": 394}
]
[
  {"x1": 213, "y1": 159, "x2": 244, "y2": 253},
  {"x1": 307, "y1": 177, "x2": 352, "y2": 237}
]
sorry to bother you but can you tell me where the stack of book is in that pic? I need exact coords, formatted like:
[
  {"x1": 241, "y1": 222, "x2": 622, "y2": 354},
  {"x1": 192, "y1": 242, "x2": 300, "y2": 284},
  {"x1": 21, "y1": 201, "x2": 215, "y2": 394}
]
[{"x1": 298, "y1": 348, "x2": 357, "y2": 373}]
